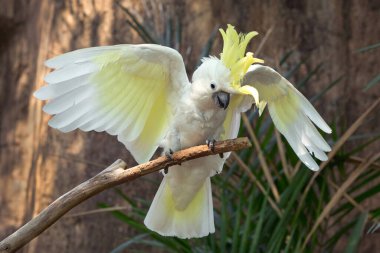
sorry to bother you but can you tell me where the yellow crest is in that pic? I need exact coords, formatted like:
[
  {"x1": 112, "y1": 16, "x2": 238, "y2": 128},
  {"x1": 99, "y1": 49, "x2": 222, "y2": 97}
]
[{"x1": 219, "y1": 24, "x2": 263, "y2": 104}]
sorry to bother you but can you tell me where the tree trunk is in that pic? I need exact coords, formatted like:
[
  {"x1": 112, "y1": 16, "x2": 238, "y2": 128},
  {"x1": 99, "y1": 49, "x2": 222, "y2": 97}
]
[
  {"x1": 0, "y1": 1, "x2": 155, "y2": 252},
  {"x1": 0, "y1": 0, "x2": 379, "y2": 252}
]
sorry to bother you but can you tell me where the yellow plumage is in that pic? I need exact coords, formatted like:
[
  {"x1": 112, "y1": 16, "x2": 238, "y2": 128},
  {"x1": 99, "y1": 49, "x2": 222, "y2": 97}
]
[{"x1": 219, "y1": 24, "x2": 263, "y2": 104}]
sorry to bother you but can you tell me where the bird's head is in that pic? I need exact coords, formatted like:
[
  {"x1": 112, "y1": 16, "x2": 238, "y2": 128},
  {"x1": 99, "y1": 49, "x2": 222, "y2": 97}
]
[
  {"x1": 191, "y1": 57, "x2": 232, "y2": 110},
  {"x1": 191, "y1": 25, "x2": 264, "y2": 111}
]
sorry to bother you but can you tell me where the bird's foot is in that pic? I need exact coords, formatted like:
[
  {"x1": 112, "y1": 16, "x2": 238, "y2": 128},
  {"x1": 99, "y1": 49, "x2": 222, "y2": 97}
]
[
  {"x1": 206, "y1": 139, "x2": 216, "y2": 152},
  {"x1": 164, "y1": 149, "x2": 181, "y2": 173},
  {"x1": 206, "y1": 139, "x2": 224, "y2": 158},
  {"x1": 163, "y1": 149, "x2": 174, "y2": 174},
  {"x1": 165, "y1": 149, "x2": 174, "y2": 160}
]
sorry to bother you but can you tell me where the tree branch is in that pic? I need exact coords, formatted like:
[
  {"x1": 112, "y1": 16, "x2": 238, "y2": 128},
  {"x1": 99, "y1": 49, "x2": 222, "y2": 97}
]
[{"x1": 0, "y1": 137, "x2": 251, "y2": 253}]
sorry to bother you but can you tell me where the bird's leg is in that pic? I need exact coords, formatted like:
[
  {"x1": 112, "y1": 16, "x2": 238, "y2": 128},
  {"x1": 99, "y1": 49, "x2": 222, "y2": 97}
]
[
  {"x1": 164, "y1": 149, "x2": 174, "y2": 174},
  {"x1": 206, "y1": 139, "x2": 216, "y2": 152},
  {"x1": 206, "y1": 138, "x2": 224, "y2": 158},
  {"x1": 162, "y1": 128, "x2": 182, "y2": 175},
  {"x1": 165, "y1": 148, "x2": 174, "y2": 160}
]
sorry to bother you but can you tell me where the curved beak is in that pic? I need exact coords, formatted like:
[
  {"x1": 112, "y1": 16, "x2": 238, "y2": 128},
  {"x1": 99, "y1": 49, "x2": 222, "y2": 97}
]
[{"x1": 213, "y1": 91, "x2": 230, "y2": 110}]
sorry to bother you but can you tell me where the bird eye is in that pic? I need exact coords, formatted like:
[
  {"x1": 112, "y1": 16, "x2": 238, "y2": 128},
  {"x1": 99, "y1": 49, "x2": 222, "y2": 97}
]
[{"x1": 210, "y1": 83, "x2": 216, "y2": 89}]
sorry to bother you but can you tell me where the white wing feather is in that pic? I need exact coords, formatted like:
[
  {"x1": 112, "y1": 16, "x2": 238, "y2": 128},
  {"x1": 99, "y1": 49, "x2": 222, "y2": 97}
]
[
  {"x1": 240, "y1": 64, "x2": 331, "y2": 171},
  {"x1": 35, "y1": 44, "x2": 189, "y2": 163}
]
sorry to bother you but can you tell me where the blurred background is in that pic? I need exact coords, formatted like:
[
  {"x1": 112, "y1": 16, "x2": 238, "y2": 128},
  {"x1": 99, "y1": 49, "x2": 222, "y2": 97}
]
[{"x1": 0, "y1": 0, "x2": 379, "y2": 252}]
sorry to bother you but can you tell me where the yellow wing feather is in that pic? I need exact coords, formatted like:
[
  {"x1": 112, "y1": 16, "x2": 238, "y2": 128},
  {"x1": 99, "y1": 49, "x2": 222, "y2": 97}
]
[
  {"x1": 35, "y1": 44, "x2": 189, "y2": 164},
  {"x1": 241, "y1": 65, "x2": 332, "y2": 170}
]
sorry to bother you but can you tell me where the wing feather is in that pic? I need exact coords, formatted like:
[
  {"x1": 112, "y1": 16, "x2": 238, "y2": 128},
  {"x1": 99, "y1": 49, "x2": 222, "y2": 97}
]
[
  {"x1": 42, "y1": 85, "x2": 94, "y2": 114},
  {"x1": 292, "y1": 86, "x2": 332, "y2": 133},
  {"x1": 106, "y1": 79, "x2": 151, "y2": 135},
  {"x1": 237, "y1": 64, "x2": 331, "y2": 171},
  {"x1": 34, "y1": 74, "x2": 91, "y2": 100},
  {"x1": 122, "y1": 86, "x2": 171, "y2": 163},
  {"x1": 118, "y1": 90, "x2": 157, "y2": 142},
  {"x1": 48, "y1": 97, "x2": 96, "y2": 128},
  {"x1": 36, "y1": 44, "x2": 189, "y2": 163},
  {"x1": 45, "y1": 46, "x2": 121, "y2": 69},
  {"x1": 44, "y1": 62, "x2": 97, "y2": 83}
]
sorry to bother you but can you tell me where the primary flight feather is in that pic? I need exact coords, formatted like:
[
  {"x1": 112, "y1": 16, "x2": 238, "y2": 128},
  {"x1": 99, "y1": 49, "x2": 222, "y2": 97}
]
[{"x1": 34, "y1": 24, "x2": 331, "y2": 239}]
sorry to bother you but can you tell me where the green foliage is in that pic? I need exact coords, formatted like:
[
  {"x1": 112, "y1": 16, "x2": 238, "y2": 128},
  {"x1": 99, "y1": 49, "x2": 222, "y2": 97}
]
[
  {"x1": 357, "y1": 42, "x2": 380, "y2": 91},
  {"x1": 356, "y1": 42, "x2": 380, "y2": 53},
  {"x1": 98, "y1": 5, "x2": 380, "y2": 252},
  {"x1": 344, "y1": 212, "x2": 368, "y2": 253},
  {"x1": 363, "y1": 74, "x2": 380, "y2": 91}
]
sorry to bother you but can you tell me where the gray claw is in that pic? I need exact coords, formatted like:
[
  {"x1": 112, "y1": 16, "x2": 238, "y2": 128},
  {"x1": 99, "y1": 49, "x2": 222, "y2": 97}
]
[
  {"x1": 164, "y1": 149, "x2": 179, "y2": 174},
  {"x1": 206, "y1": 139, "x2": 216, "y2": 152},
  {"x1": 165, "y1": 149, "x2": 174, "y2": 160}
]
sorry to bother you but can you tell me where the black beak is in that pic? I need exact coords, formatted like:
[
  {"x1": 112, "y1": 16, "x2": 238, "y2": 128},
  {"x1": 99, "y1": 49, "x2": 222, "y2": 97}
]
[{"x1": 213, "y1": 91, "x2": 230, "y2": 110}]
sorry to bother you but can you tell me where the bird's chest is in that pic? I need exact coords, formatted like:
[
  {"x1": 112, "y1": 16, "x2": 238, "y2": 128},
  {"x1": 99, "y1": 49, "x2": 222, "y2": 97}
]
[{"x1": 175, "y1": 104, "x2": 226, "y2": 148}]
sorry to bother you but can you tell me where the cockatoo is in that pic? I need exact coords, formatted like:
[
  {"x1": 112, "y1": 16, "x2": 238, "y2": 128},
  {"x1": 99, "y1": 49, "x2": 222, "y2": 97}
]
[{"x1": 34, "y1": 25, "x2": 331, "y2": 239}]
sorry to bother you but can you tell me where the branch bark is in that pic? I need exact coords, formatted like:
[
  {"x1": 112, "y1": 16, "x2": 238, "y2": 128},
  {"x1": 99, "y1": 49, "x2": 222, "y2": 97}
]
[{"x1": 0, "y1": 137, "x2": 251, "y2": 253}]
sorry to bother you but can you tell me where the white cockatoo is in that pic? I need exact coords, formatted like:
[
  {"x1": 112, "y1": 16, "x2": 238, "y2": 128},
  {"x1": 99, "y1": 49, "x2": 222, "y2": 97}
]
[{"x1": 34, "y1": 25, "x2": 331, "y2": 239}]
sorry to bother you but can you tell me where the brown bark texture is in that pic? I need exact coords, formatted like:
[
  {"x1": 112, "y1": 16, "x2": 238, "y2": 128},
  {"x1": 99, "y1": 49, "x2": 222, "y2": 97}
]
[{"x1": 0, "y1": 0, "x2": 379, "y2": 252}]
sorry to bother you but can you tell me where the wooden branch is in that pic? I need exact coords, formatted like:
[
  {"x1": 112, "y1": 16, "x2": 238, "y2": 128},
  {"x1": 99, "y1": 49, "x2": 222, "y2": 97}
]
[{"x1": 0, "y1": 137, "x2": 251, "y2": 253}]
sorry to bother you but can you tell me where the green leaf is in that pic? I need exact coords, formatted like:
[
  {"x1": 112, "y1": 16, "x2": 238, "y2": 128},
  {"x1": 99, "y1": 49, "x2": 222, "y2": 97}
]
[
  {"x1": 267, "y1": 169, "x2": 310, "y2": 252},
  {"x1": 220, "y1": 189, "x2": 229, "y2": 253},
  {"x1": 325, "y1": 220, "x2": 355, "y2": 251},
  {"x1": 363, "y1": 74, "x2": 380, "y2": 91},
  {"x1": 356, "y1": 42, "x2": 380, "y2": 53},
  {"x1": 110, "y1": 234, "x2": 149, "y2": 253},
  {"x1": 249, "y1": 196, "x2": 268, "y2": 253},
  {"x1": 296, "y1": 63, "x2": 323, "y2": 89},
  {"x1": 283, "y1": 60, "x2": 306, "y2": 80},
  {"x1": 116, "y1": 2, "x2": 157, "y2": 44},
  {"x1": 310, "y1": 75, "x2": 344, "y2": 103},
  {"x1": 174, "y1": 17, "x2": 182, "y2": 50},
  {"x1": 344, "y1": 212, "x2": 368, "y2": 253},
  {"x1": 231, "y1": 196, "x2": 243, "y2": 253},
  {"x1": 279, "y1": 50, "x2": 294, "y2": 66},
  {"x1": 239, "y1": 192, "x2": 255, "y2": 253},
  {"x1": 164, "y1": 17, "x2": 173, "y2": 47},
  {"x1": 347, "y1": 134, "x2": 380, "y2": 156}
]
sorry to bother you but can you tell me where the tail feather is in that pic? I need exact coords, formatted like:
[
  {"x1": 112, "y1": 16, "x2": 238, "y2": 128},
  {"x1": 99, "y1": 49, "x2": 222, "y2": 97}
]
[{"x1": 144, "y1": 177, "x2": 214, "y2": 239}]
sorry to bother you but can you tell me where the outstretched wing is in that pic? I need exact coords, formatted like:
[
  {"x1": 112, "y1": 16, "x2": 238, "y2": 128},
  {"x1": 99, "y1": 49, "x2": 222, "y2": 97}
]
[
  {"x1": 223, "y1": 64, "x2": 331, "y2": 171},
  {"x1": 34, "y1": 44, "x2": 189, "y2": 163},
  {"x1": 243, "y1": 64, "x2": 331, "y2": 170}
]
